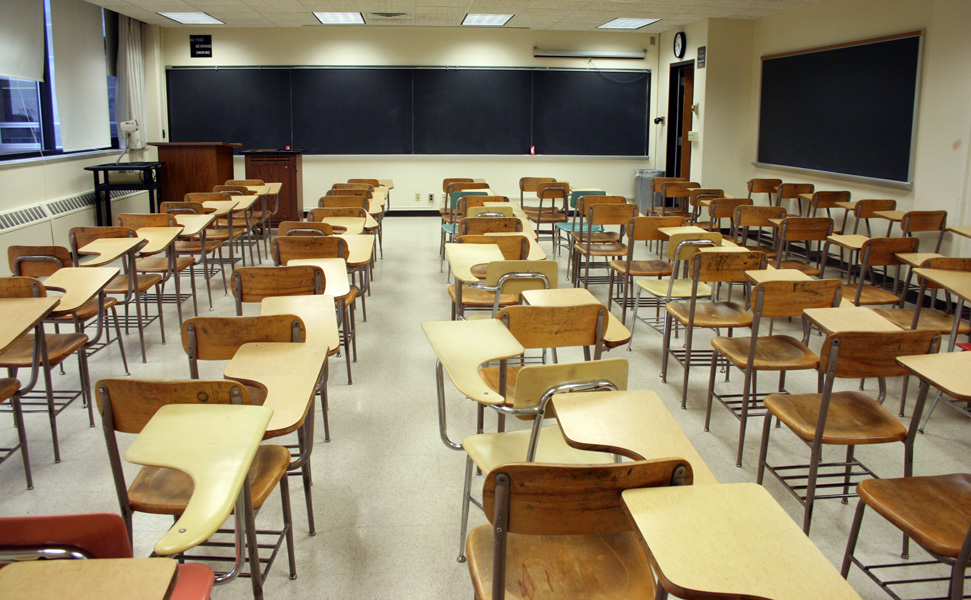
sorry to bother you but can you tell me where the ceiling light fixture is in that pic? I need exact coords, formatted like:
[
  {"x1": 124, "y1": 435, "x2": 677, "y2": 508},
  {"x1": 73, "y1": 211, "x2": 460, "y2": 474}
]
[
  {"x1": 314, "y1": 12, "x2": 366, "y2": 25},
  {"x1": 462, "y1": 14, "x2": 513, "y2": 26},
  {"x1": 533, "y1": 48, "x2": 647, "y2": 59},
  {"x1": 598, "y1": 17, "x2": 660, "y2": 30},
  {"x1": 158, "y1": 12, "x2": 224, "y2": 25}
]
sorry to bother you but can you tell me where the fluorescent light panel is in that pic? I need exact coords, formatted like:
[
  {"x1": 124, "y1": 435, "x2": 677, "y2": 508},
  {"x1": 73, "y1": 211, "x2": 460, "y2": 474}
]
[
  {"x1": 598, "y1": 17, "x2": 660, "y2": 30},
  {"x1": 157, "y1": 12, "x2": 224, "y2": 25},
  {"x1": 314, "y1": 12, "x2": 366, "y2": 24},
  {"x1": 463, "y1": 14, "x2": 513, "y2": 26}
]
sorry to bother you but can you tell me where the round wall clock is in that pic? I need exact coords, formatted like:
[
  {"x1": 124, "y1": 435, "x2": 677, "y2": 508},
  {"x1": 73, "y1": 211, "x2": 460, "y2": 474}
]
[{"x1": 673, "y1": 32, "x2": 686, "y2": 59}]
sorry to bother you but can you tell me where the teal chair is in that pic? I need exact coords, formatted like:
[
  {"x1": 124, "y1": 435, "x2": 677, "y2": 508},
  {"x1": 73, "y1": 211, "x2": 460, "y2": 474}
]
[
  {"x1": 440, "y1": 190, "x2": 490, "y2": 272},
  {"x1": 553, "y1": 189, "x2": 607, "y2": 258}
]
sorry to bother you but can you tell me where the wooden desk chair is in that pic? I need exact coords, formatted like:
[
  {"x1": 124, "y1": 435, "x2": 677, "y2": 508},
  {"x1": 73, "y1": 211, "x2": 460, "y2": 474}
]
[
  {"x1": 272, "y1": 235, "x2": 366, "y2": 321},
  {"x1": 900, "y1": 210, "x2": 948, "y2": 252},
  {"x1": 212, "y1": 184, "x2": 255, "y2": 196},
  {"x1": 318, "y1": 195, "x2": 368, "y2": 209},
  {"x1": 552, "y1": 190, "x2": 608, "y2": 259},
  {"x1": 849, "y1": 198, "x2": 897, "y2": 236},
  {"x1": 448, "y1": 260, "x2": 557, "y2": 320},
  {"x1": 698, "y1": 197, "x2": 751, "y2": 237},
  {"x1": 663, "y1": 250, "x2": 766, "y2": 409},
  {"x1": 686, "y1": 187, "x2": 723, "y2": 224},
  {"x1": 0, "y1": 374, "x2": 29, "y2": 489},
  {"x1": 116, "y1": 213, "x2": 198, "y2": 323},
  {"x1": 734, "y1": 204, "x2": 786, "y2": 257},
  {"x1": 457, "y1": 235, "x2": 529, "y2": 266},
  {"x1": 308, "y1": 207, "x2": 367, "y2": 220},
  {"x1": 706, "y1": 279, "x2": 842, "y2": 467},
  {"x1": 563, "y1": 195, "x2": 625, "y2": 271},
  {"x1": 809, "y1": 190, "x2": 851, "y2": 221},
  {"x1": 161, "y1": 201, "x2": 229, "y2": 307},
  {"x1": 658, "y1": 180, "x2": 700, "y2": 216},
  {"x1": 213, "y1": 186, "x2": 263, "y2": 263},
  {"x1": 440, "y1": 190, "x2": 491, "y2": 262},
  {"x1": 0, "y1": 512, "x2": 215, "y2": 600},
  {"x1": 629, "y1": 233, "x2": 722, "y2": 340},
  {"x1": 842, "y1": 473, "x2": 971, "y2": 600},
  {"x1": 648, "y1": 176, "x2": 686, "y2": 215},
  {"x1": 348, "y1": 179, "x2": 387, "y2": 257},
  {"x1": 571, "y1": 202, "x2": 638, "y2": 288},
  {"x1": 96, "y1": 378, "x2": 296, "y2": 599},
  {"x1": 184, "y1": 192, "x2": 248, "y2": 269},
  {"x1": 525, "y1": 182, "x2": 569, "y2": 246},
  {"x1": 757, "y1": 329, "x2": 939, "y2": 534},
  {"x1": 607, "y1": 216, "x2": 684, "y2": 323},
  {"x1": 774, "y1": 216, "x2": 833, "y2": 275},
  {"x1": 277, "y1": 221, "x2": 335, "y2": 236},
  {"x1": 8, "y1": 245, "x2": 128, "y2": 375},
  {"x1": 457, "y1": 358, "x2": 627, "y2": 562},
  {"x1": 332, "y1": 182, "x2": 373, "y2": 193},
  {"x1": 326, "y1": 188, "x2": 372, "y2": 201},
  {"x1": 226, "y1": 178, "x2": 263, "y2": 186},
  {"x1": 69, "y1": 226, "x2": 164, "y2": 363},
  {"x1": 826, "y1": 236, "x2": 919, "y2": 306},
  {"x1": 778, "y1": 182, "x2": 814, "y2": 215},
  {"x1": 518, "y1": 176, "x2": 555, "y2": 207},
  {"x1": 0, "y1": 278, "x2": 90, "y2": 468},
  {"x1": 459, "y1": 216, "x2": 522, "y2": 236},
  {"x1": 747, "y1": 178, "x2": 782, "y2": 205},
  {"x1": 348, "y1": 178, "x2": 380, "y2": 188},
  {"x1": 466, "y1": 458, "x2": 690, "y2": 600}
]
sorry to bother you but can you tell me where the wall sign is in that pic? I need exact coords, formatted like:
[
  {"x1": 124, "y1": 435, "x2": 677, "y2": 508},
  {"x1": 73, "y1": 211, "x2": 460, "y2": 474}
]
[
  {"x1": 190, "y1": 35, "x2": 212, "y2": 58},
  {"x1": 697, "y1": 46, "x2": 706, "y2": 69}
]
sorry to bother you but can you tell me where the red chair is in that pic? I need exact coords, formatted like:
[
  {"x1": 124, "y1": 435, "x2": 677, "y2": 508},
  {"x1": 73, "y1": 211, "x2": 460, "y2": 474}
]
[{"x1": 0, "y1": 512, "x2": 214, "y2": 599}]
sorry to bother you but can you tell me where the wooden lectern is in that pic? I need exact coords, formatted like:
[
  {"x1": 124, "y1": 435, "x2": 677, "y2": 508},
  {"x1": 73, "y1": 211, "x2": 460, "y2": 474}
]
[
  {"x1": 242, "y1": 149, "x2": 303, "y2": 224},
  {"x1": 150, "y1": 142, "x2": 240, "y2": 206}
]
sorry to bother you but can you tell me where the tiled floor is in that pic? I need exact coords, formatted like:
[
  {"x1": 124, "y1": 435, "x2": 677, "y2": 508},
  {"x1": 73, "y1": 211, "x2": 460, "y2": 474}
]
[{"x1": 0, "y1": 215, "x2": 967, "y2": 599}]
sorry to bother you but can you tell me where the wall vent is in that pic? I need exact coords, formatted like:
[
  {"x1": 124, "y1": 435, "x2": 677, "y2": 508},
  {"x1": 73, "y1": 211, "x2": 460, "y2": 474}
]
[
  {"x1": 45, "y1": 192, "x2": 97, "y2": 216},
  {"x1": 0, "y1": 204, "x2": 50, "y2": 232}
]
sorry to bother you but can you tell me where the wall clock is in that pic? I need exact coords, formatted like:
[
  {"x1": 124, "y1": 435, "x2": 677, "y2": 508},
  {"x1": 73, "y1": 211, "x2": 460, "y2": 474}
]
[{"x1": 673, "y1": 32, "x2": 686, "y2": 59}]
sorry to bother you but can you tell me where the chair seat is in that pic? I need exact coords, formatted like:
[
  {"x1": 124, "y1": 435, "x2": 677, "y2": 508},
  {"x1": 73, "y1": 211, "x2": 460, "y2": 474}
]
[
  {"x1": 857, "y1": 474, "x2": 971, "y2": 559},
  {"x1": 448, "y1": 284, "x2": 519, "y2": 308},
  {"x1": 555, "y1": 222, "x2": 604, "y2": 233},
  {"x1": 0, "y1": 378, "x2": 21, "y2": 402},
  {"x1": 134, "y1": 256, "x2": 195, "y2": 273},
  {"x1": 0, "y1": 333, "x2": 88, "y2": 367},
  {"x1": 872, "y1": 307, "x2": 971, "y2": 335},
  {"x1": 105, "y1": 273, "x2": 164, "y2": 295},
  {"x1": 609, "y1": 259, "x2": 672, "y2": 278},
  {"x1": 479, "y1": 365, "x2": 522, "y2": 403},
  {"x1": 526, "y1": 212, "x2": 567, "y2": 224},
  {"x1": 464, "y1": 425, "x2": 613, "y2": 474},
  {"x1": 778, "y1": 260, "x2": 820, "y2": 276},
  {"x1": 466, "y1": 528, "x2": 655, "y2": 600},
  {"x1": 765, "y1": 390, "x2": 907, "y2": 445},
  {"x1": 843, "y1": 283, "x2": 901, "y2": 306},
  {"x1": 174, "y1": 239, "x2": 224, "y2": 253},
  {"x1": 711, "y1": 335, "x2": 819, "y2": 370},
  {"x1": 667, "y1": 301, "x2": 752, "y2": 329},
  {"x1": 128, "y1": 444, "x2": 290, "y2": 514},
  {"x1": 638, "y1": 278, "x2": 712, "y2": 299},
  {"x1": 572, "y1": 242, "x2": 628, "y2": 257}
]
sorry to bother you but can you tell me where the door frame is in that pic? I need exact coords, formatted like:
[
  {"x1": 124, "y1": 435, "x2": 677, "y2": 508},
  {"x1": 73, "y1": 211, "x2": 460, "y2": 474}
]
[{"x1": 665, "y1": 60, "x2": 695, "y2": 179}]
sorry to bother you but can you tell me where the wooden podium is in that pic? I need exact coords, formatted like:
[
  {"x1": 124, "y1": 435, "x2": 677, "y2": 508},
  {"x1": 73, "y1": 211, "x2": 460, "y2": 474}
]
[
  {"x1": 149, "y1": 142, "x2": 240, "y2": 206},
  {"x1": 242, "y1": 149, "x2": 303, "y2": 224}
]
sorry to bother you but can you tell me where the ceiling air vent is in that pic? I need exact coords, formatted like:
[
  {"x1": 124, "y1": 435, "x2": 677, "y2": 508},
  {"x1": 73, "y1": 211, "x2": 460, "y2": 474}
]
[{"x1": 370, "y1": 12, "x2": 409, "y2": 19}]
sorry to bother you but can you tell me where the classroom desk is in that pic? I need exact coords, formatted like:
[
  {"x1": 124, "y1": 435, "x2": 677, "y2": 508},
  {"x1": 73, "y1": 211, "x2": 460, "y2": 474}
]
[
  {"x1": 76, "y1": 237, "x2": 146, "y2": 267},
  {"x1": 622, "y1": 483, "x2": 863, "y2": 600},
  {"x1": 444, "y1": 243, "x2": 505, "y2": 319},
  {"x1": 42, "y1": 267, "x2": 118, "y2": 317},
  {"x1": 0, "y1": 557, "x2": 178, "y2": 600},
  {"x1": 136, "y1": 226, "x2": 182, "y2": 255},
  {"x1": 551, "y1": 389, "x2": 717, "y2": 485},
  {"x1": 746, "y1": 267, "x2": 813, "y2": 283},
  {"x1": 261, "y1": 294, "x2": 339, "y2": 350},
  {"x1": 337, "y1": 234, "x2": 377, "y2": 268},
  {"x1": 421, "y1": 319, "x2": 524, "y2": 450},
  {"x1": 201, "y1": 200, "x2": 238, "y2": 216},
  {"x1": 803, "y1": 306, "x2": 900, "y2": 334},
  {"x1": 874, "y1": 209, "x2": 905, "y2": 236},
  {"x1": 126, "y1": 403, "x2": 272, "y2": 555},
  {"x1": 173, "y1": 213, "x2": 215, "y2": 237},
  {"x1": 898, "y1": 351, "x2": 971, "y2": 431},
  {"x1": 658, "y1": 225, "x2": 708, "y2": 238},
  {"x1": 0, "y1": 298, "x2": 60, "y2": 351},
  {"x1": 245, "y1": 184, "x2": 272, "y2": 196},
  {"x1": 947, "y1": 225, "x2": 971, "y2": 239},
  {"x1": 520, "y1": 287, "x2": 632, "y2": 348},
  {"x1": 314, "y1": 216, "x2": 366, "y2": 235},
  {"x1": 912, "y1": 268, "x2": 971, "y2": 351}
]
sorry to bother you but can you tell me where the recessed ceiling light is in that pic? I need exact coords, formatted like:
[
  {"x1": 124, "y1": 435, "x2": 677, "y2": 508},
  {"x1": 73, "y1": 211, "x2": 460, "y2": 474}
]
[
  {"x1": 598, "y1": 17, "x2": 660, "y2": 30},
  {"x1": 158, "y1": 12, "x2": 224, "y2": 25},
  {"x1": 314, "y1": 12, "x2": 366, "y2": 25},
  {"x1": 462, "y1": 14, "x2": 514, "y2": 26}
]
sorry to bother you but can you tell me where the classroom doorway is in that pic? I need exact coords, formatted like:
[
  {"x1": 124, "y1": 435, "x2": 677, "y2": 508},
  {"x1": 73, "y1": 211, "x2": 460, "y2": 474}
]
[{"x1": 665, "y1": 61, "x2": 694, "y2": 179}]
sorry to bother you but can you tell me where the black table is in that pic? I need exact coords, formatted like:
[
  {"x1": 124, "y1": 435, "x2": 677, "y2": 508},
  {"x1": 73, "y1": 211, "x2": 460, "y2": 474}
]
[{"x1": 84, "y1": 162, "x2": 164, "y2": 226}]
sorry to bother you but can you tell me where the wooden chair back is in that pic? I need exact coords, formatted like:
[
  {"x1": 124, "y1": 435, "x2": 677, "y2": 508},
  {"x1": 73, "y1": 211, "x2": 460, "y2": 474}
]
[
  {"x1": 308, "y1": 207, "x2": 367, "y2": 220},
  {"x1": 734, "y1": 205, "x2": 786, "y2": 229},
  {"x1": 319, "y1": 196, "x2": 368, "y2": 209},
  {"x1": 442, "y1": 178, "x2": 476, "y2": 193},
  {"x1": 225, "y1": 179, "x2": 263, "y2": 186},
  {"x1": 536, "y1": 182, "x2": 569, "y2": 201},
  {"x1": 327, "y1": 187, "x2": 371, "y2": 198},
  {"x1": 902, "y1": 211, "x2": 948, "y2": 251},
  {"x1": 97, "y1": 378, "x2": 256, "y2": 434},
  {"x1": 115, "y1": 213, "x2": 175, "y2": 229},
  {"x1": 273, "y1": 235, "x2": 348, "y2": 266},
  {"x1": 499, "y1": 304, "x2": 606, "y2": 356},
  {"x1": 457, "y1": 196, "x2": 491, "y2": 215},
  {"x1": 348, "y1": 178, "x2": 380, "y2": 187},
  {"x1": 810, "y1": 190, "x2": 851, "y2": 213},
  {"x1": 446, "y1": 182, "x2": 489, "y2": 202},
  {"x1": 456, "y1": 235, "x2": 529, "y2": 260},
  {"x1": 519, "y1": 177, "x2": 556, "y2": 194},
  {"x1": 511, "y1": 358, "x2": 629, "y2": 412},
  {"x1": 691, "y1": 249, "x2": 766, "y2": 284},
  {"x1": 213, "y1": 184, "x2": 254, "y2": 195},
  {"x1": 278, "y1": 221, "x2": 334, "y2": 236},
  {"x1": 467, "y1": 205, "x2": 514, "y2": 218},
  {"x1": 747, "y1": 178, "x2": 782, "y2": 197},
  {"x1": 587, "y1": 201, "x2": 637, "y2": 227},
  {"x1": 181, "y1": 314, "x2": 306, "y2": 365},
  {"x1": 778, "y1": 183, "x2": 814, "y2": 200},
  {"x1": 688, "y1": 188, "x2": 723, "y2": 207},
  {"x1": 855, "y1": 199, "x2": 897, "y2": 219},
  {"x1": 779, "y1": 217, "x2": 833, "y2": 242},
  {"x1": 860, "y1": 236, "x2": 920, "y2": 268},
  {"x1": 232, "y1": 266, "x2": 323, "y2": 310},
  {"x1": 820, "y1": 330, "x2": 939, "y2": 380},
  {"x1": 661, "y1": 181, "x2": 700, "y2": 200},
  {"x1": 460, "y1": 217, "x2": 522, "y2": 236},
  {"x1": 627, "y1": 216, "x2": 685, "y2": 243},
  {"x1": 185, "y1": 192, "x2": 231, "y2": 204},
  {"x1": 161, "y1": 201, "x2": 206, "y2": 215},
  {"x1": 576, "y1": 195, "x2": 625, "y2": 218},
  {"x1": 8, "y1": 246, "x2": 71, "y2": 277},
  {"x1": 569, "y1": 189, "x2": 606, "y2": 209},
  {"x1": 708, "y1": 198, "x2": 752, "y2": 221},
  {"x1": 650, "y1": 177, "x2": 686, "y2": 193},
  {"x1": 917, "y1": 257, "x2": 971, "y2": 290},
  {"x1": 332, "y1": 182, "x2": 373, "y2": 192},
  {"x1": 666, "y1": 232, "x2": 722, "y2": 261},
  {"x1": 484, "y1": 260, "x2": 558, "y2": 291},
  {"x1": 752, "y1": 279, "x2": 842, "y2": 320},
  {"x1": 0, "y1": 276, "x2": 45, "y2": 298}
]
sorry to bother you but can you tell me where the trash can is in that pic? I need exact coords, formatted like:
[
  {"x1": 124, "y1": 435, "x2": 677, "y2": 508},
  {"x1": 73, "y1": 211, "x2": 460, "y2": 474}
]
[{"x1": 634, "y1": 169, "x2": 665, "y2": 214}]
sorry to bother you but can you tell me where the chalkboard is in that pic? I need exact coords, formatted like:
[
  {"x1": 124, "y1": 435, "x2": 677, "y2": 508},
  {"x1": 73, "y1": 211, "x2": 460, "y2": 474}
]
[
  {"x1": 757, "y1": 33, "x2": 921, "y2": 184},
  {"x1": 166, "y1": 68, "x2": 293, "y2": 150},
  {"x1": 533, "y1": 70, "x2": 649, "y2": 156},
  {"x1": 166, "y1": 67, "x2": 651, "y2": 156},
  {"x1": 412, "y1": 69, "x2": 532, "y2": 154}
]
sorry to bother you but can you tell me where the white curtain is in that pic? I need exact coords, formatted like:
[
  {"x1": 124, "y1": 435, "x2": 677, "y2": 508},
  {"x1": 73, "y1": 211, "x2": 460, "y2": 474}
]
[
  {"x1": 116, "y1": 16, "x2": 147, "y2": 150},
  {"x1": 0, "y1": 0, "x2": 45, "y2": 81}
]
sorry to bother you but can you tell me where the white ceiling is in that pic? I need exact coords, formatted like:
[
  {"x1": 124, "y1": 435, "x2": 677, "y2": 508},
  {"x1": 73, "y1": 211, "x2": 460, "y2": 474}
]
[{"x1": 86, "y1": 0, "x2": 818, "y2": 32}]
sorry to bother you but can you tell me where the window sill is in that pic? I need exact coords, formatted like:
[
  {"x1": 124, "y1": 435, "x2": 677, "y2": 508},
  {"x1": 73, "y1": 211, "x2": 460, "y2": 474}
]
[{"x1": 0, "y1": 148, "x2": 121, "y2": 170}]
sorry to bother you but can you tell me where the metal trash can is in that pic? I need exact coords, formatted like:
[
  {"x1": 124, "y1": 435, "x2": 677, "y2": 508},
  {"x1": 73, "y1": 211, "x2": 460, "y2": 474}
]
[{"x1": 634, "y1": 168, "x2": 665, "y2": 214}]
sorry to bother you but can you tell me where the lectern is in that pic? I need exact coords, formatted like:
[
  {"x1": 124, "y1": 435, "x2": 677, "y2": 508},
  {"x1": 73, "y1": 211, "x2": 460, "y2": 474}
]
[
  {"x1": 242, "y1": 149, "x2": 303, "y2": 224},
  {"x1": 149, "y1": 142, "x2": 240, "y2": 206}
]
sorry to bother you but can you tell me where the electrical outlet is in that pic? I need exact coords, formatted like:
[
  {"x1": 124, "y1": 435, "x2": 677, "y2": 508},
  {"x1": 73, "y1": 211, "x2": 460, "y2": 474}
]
[
  {"x1": 414, "y1": 192, "x2": 420, "y2": 202},
  {"x1": 428, "y1": 193, "x2": 434, "y2": 203}
]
